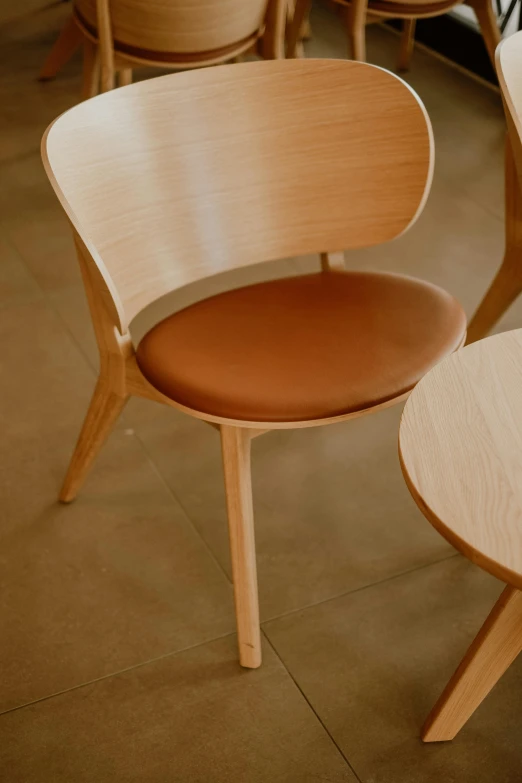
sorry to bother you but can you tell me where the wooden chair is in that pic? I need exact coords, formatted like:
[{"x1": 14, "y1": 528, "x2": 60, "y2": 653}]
[
  {"x1": 287, "y1": 0, "x2": 500, "y2": 73},
  {"x1": 400, "y1": 327, "x2": 522, "y2": 740},
  {"x1": 466, "y1": 31, "x2": 522, "y2": 345},
  {"x1": 42, "y1": 59, "x2": 466, "y2": 669},
  {"x1": 39, "y1": 0, "x2": 286, "y2": 98},
  {"x1": 400, "y1": 38, "x2": 522, "y2": 733}
]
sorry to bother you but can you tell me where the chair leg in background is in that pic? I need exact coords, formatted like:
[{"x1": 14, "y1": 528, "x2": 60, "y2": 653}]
[
  {"x1": 221, "y1": 425, "x2": 262, "y2": 669},
  {"x1": 467, "y1": 137, "x2": 522, "y2": 344},
  {"x1": 60, "y1": 380, "x2": 128, "y2": 503},
  {"x1": 82, "y1": 39, "x2": 100, "y2": 100},
  {"x1": 397, "y1": 18, "x2": 416, "y2": 71},
  {"x1": 39, "y1": 15, "x2": 82, "y2": 81},
  {"x1": 345, "y1": 0, "x2": 369, "y2": 61},
  {"x1": 467, "y1": 248, "x2": 522, "y2": 343},
  {"x1": 117, "y1": 68, "x2": 133, "y2": 86},
  {"x1": 286, "y1": 0, "x2": 312, "y2": 57},
  {"x1": 468, "y1": 0, "x2": 501, "y2": 67},
  {"x1": 423, "y1": 585, "x2": 522, "y2": 742}
]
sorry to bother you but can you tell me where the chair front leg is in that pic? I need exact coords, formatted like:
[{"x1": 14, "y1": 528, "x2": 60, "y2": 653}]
[
  {"x1": 60, "y1": 377, "x2": 128, "y2": 502},
  {"x1": 221, "y1": 425, "x2": 262, "y2": 668},
  {"x1": 423, "y1": 585, "x2": 522, "y2": 741}
]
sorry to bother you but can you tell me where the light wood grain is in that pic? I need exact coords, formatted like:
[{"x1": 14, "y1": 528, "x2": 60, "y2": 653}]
[
  {"x1": 43, "y1": 59, "x2": 433, "y2": 325},
  {"x1": 42, "y1": 59, "x2": 437, "y2": 669},
  {"x1": 76, "y1": 0, "x2": 269, "y2": 57},
  {"x1": 400, "y1": 327, "x2": 522, "y2": 738},
  {"x1": 400, "y1": 329, "x2": 522, "y2": 590},
  {"x1": 41, "y1": 0, "x2": 284, "y2": 98},
  {"x1": 422, "y1": 585, "x2": 522, "y2": 741},
  {"x1": 221, "y1": 426, "x2": 261, "y2": 668},
  {"x1": 60, "y1": 381, "x2": 128, "y2": 502}
]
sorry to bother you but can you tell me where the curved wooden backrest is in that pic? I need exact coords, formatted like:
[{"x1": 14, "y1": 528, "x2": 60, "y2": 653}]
[
  {"x1": 75, "y1": 0, "x2": 269, "y2": 55},
  {"x1": 42, "y1": 59, "x2": 434, "y2": 332},
  {"x1": 497, "y1": 32, "x2": 522, "y2": 181}
]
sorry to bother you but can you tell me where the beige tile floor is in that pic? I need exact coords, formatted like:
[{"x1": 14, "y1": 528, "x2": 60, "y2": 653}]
[{"x1": 1, "y1": 2, "x2": 521, "y2": 781}]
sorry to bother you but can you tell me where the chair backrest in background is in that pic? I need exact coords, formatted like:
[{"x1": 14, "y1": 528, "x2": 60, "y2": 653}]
[{"x1": 74, "y1": 0, "x2": 270, "y2": 58}]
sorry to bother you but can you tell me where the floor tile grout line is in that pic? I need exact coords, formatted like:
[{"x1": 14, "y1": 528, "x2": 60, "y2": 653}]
[
  {"x1": 0, "y1": 553, "x2": 459, "y2": 722},
  {"x1": 261, "y1": 551, "x2": 460, "y2": 628},
  {"x1": 433, "y1": 168, "x2": 505, "y2": 224},
  {"x1": 1, "y1": 226, "x2": 49, "y2": 299},
  {"x1": 0, "y1": 630, "x2": 237, "y2": 720},
  {"x1": 131, "y1": 426, "x2": 234, "y2": 586},
  {"x1": 26, "y1": 269, "x2": 234, "y2": 588},
  {"x1": 261, "y1": 629, "x2": 364, "y2": 783}
]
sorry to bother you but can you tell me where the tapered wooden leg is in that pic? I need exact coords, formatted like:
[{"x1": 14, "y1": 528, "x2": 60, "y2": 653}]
[
  {"x1": 345, "y1": 0, "x2": 369, "y2": 61},
  {"x1": 286, "y1": 0, "x2": 312, "y2": 57},
  {"x1": 467, "y1": 0, "x2": 501, "y2": 68},
  {"x1": 467, "y1": 138, "x2": 522, "y2": 344},
  {"x1": 60, "y1": 380, "x2": 128, "y2": 503},
  {"x1": 39, "y1": 15, "x2": 82, "y2": 81},
  {"x1": 397, "y1": 18, "x2": 416, "y2": 72},
  {"x1": 467, "y1": 249, "x2": 522, "y2": 343},
  {"x1": 423, "y1": 585, "x2": 522, "y2": 742},
  {"x1": 117, "y1": 68, "x2": 133, "y2": 87},
  {"x1": 221, "y1": 425, "x2": 261, "y2": 668},
  {"x1": 81, "y1": 39, "x2": 100, "y2": 100}
]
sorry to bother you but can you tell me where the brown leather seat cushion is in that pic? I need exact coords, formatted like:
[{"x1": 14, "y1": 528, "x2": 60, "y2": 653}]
[{"x1": 136, "y1": 272, "x2": 466, "y2": 423}]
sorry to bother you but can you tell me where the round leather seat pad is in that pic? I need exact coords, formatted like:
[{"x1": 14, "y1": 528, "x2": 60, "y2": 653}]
[{"x1": 136, "y1": 272, "x2": 466, "y2": 422}]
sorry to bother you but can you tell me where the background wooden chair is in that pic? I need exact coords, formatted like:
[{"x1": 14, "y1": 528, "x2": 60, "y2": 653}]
[
  {"x1": 400, "y1": 328, "x2": 522, "y2": 741},
  {"x1": 466, "y1": 30, "x2": 522, "y2": 344},
  {"x1": 398, "y1": 34, "x2": 522, "y2": 741},
  {"x1": 287, "y1": 0, "x2": 500, "y2": 72},
  {"x1": 42, "y1": 59, "x2": 466, "y2": 670},
  {"x1": 39, "y1": 0, "x2": 286, "y2": 98}
]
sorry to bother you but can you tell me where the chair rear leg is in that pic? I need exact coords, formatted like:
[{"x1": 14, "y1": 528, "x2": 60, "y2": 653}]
[
  {"x1": 467, "y1": 0, "x2": 501, "y2": 68},
  {"x1": 39, "y1": 15, "x2": 82, "y2": 81},
  {"x1": 221, "y1": 425, "x2": 262, "y2": 668},
  {"x1": 467, "y1": 248, "x2": 522, "y2": 343},
  {"x1": 117, "y1": 68, "x2": 133, "y2": 86},
  {"x1": 60, "y1": 380, "x2": 128, "y2": 503},
  {"x1": 82, "y1": 39, "x2": 100, "y2": 100},
  {"x1": 345, "y1": 0, "x2": 369, "y2": 61},
  {"x1": 286, "y1": 0, "x2": 312, "y2": 57},
  {"x1": 423, "y1": 585, "x2": 522, "y2": 742},
  {"x1": 397, "y1": 18, "x2": 416, "y2": 72}
]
